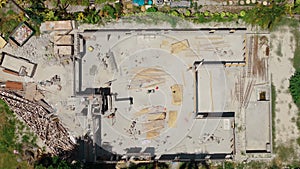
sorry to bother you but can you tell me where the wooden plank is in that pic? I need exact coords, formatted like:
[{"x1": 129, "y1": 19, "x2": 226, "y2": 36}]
[
  {"x1": 146, "y1": 130, "x2": 160, "y2": 139},
  {"x1": 147, "y1": 112, "x2": 166, "y2": 121},
  {"x1": 135, "y1": 107, "x2": 150, "y2": 116},
  {"x1": 171, "y1": 84, "x2": 183, "y2": 105},
  {"x1": 168, "y1": 111, "x2": 177, "y2": 128},
  {"x1": 171, "y1": 39, "x2": 189, "y2": 54}
]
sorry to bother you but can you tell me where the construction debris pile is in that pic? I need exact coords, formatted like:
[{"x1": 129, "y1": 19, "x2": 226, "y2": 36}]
[
  {"x1": 39, "y1": 75, "x2": 61, "y2": 87},
  {"x1": 10, "y1": 22, "x2": 35, "y2": 46},
  {"x1": 0, "y1": 90, "x2": 75, "y2": 155}
]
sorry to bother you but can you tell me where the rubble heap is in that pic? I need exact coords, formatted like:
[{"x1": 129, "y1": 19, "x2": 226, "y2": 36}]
[{"x1": 0, "y1": 90, "x2": 75, "y2": 155}]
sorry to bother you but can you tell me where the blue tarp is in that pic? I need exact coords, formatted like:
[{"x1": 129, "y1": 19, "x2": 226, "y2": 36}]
[{"x1": 133, "y1": 0, "x2": 144, "y2": 6}]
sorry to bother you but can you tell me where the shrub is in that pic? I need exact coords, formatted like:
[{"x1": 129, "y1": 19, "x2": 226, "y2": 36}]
[
  {"x1": 204, "y1": 11, "x2": 210, "y2": 17},
  {"x1": 146, "y1": 7, "x2": 158, "y2": 12},
  {"x1": 289, "y1": 70, "x2": 300, "y2": 107},
  {"x1": 170, "y1": 10, "x2": 179, "y2": 16},
  {"x1": 220, "y1": 11, "x2": 226, "y2": 18},
  {"x1": 239, "y1": 10, "x2": 246, "y2": 17},
  {"x1": 184, "y1": 9, "x2": 191, "y2": 16},
  {"x1": 297, "y1": 137, "x2": 300, "y2": 146},
  {"x1": 102, "y1": 4, "x2": 116, "y2": 18}
]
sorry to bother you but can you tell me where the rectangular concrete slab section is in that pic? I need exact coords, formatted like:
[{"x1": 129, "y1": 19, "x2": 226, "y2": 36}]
[
  {"x1": 197, "y1": 64, "x2": 227, "y2": 112},
  {"x1": 245, "y1": 101, "x2": 270, "y2": 151},
  {"x1": 54, "y1": 45, "x2": 73, "y2": 55},
  {"x1": 41, "y1": 20, "x2": 73, "y2": 32},
  {"x1": 67, "y1": 29, "x2": 272, "y2": 160},
  {"x1": 54, "y1": 35, "x2": 73, "y2": 45},
  {"x1": 0, "y1": 53, "x2": 36, "y2": 77}
]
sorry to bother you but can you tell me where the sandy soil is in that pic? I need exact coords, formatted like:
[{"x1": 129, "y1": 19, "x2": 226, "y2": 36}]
[{"x1": 269, "y1": 27, "x2": 299, "y2": 145}]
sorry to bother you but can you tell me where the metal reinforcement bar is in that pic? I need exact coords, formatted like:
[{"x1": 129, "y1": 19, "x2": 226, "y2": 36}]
[
  {"x1": 158, "y1": 153, "x2": 232, "y2": 161},
  {"x1": 195, "y1": 112, "x2": 235, "y2": 118},
  {"x1": 194, "y1": 60, "x2": 246, "y2": 66},
  {"x1": 84, "y1": 28, "x2": 247, "y2": 32}
]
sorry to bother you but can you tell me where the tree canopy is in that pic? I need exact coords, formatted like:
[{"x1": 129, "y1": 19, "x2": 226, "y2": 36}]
[
  {"x1": 242, "y1": 4, "x2": 285, "y2": 30},
  {"x1": 289, "y1": 70, "x2": 300, "y2": 107},
  {"x1": 146, "y1": 7, "x2": 158, "y2": 12},
  {"x1": 35, "y1": 156, "x2": 81, "y2": 169},
  {"x1": 102, "y1": 4, "x2": 116, "y2": 18}
]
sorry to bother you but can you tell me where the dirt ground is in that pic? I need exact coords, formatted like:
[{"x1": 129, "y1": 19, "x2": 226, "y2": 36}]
[{"x1": 269, "y1": 27, "x2": 300, "y2": 148}]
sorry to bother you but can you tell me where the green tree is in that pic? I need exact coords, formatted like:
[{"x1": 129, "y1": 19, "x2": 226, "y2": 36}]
[
  {"x1": 194, "y1": 13, "x2": 208, "y2": 23},
  {"x1": 35, "y1": 156, "x2": 80, "y2": 169},
  {"x1": 193, "y1": 2, "x2": 198, "y2": 11},
  {"x1": 289, "y1": 70, "x2": 300, "y2": 107},
  {"x1": 184, "y1": 9, "x2": 191, "y2": 17},
  {"x1": 220, "y1": 11, "x2": 226, "y2": 18},
  {"x1": 293, "y1": 0, "x2": 300, "y2": 14},
  {"x1": 43, "y1": 10, "x2": 59, "y2": 21},
  {"x1": 233, "y1": 13, "x2": 238, "y2": 19},
  {"x1": 239, "y1": 10, "x2": 246, "y2": 17},
  {"x1": 114, "y1": 2, "x2": 123, "y2": 16},
  {"x1": 102, "y1": 4, "x2": 116, "y2": 18},
  {"x1": 204, "y1": 11, "x2": 210, "y2": 17},
  {"x1": 242, "y1": 3, "x2": 285, "y2": 29},
  {"x1": 212, "y1": 12, "x2": 222, "y2": 22},
  {"x1": 146, "y1": 7, "x2": 158, "y2": 12},
  {"x1": 82, "y1": 7, "x2": 101, "y2": 24},
  {"x1": 179, "y1": 162, "x2": 198, "y2": 169},
  {"x1": 170, "y1": 10, "x2": 179, "y2": 16},
  {"x1": 224, "y1": 162, "x2": 234, "y2": 169},
  {"x1": 57, "y1": 0, "x2": 74, "y2": 9},
  {"x1": 95, "y1": 0, "x2": 115, "y2": 4},
  {"x1": 25, "y1": 0, "x2": 46, "y2": 24},
  {"x1": 76, "y1": 12, "x2": 85, "y2": 22},
  {"x1": 285, "y1": 3, "x2": 294, "y2": 16}
]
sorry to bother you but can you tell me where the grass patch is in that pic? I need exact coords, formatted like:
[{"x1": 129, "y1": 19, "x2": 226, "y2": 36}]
[
  {"x1": 280, "y1": 17, "x2": 300, "y2": 155},
  {"x1": 50, "y1": 0, "x2": 90, "y2": 6},
  {"x1": 244, "y1": 161, "x2": 269, "y2": 169},
  {"x1": 0, "y1": 100, "x2": 32, "y2": 169},
  {"x1": 271, "y1": 83, "x2": 276, "y2": 149},
  {"x1": 274, "y1": 143, "x2": 300, "y2": 166},
  {"x1": 95, "y1": 0, "x2": 116, "y2": 4},
  {"x1": 271, "y1": 17, "x2": 300, "y2": 31},
  {"x1": 276, "y1": 42, "x2": 283, "y2": 57},
  {"x1": 276, "y1": 144, "x2": 297, "y2": 162},
  {"x1": 0, "y1": 99, "x2": 38, "y2": 169},
  {"x1": 297, "y1": 137, "x2": 300, "y2": 146},
  {"x1": 292, "y1": 29, "x2": 300, "y2": 71},
  {"x1": 179, "y1": 162, "x2": 197, "y2": 169},
  {"x1": 296, "y1": 116, "x2": 300, "y2": 131},
  {"x1": 0, "y1": 10, "x2": 21, "y2": 40},
  {"x1": 273, "y1": 18, "x2": 300, "y2": 71}
]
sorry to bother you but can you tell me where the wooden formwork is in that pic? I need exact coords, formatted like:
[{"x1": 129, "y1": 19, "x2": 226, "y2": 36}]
[
  {"x1": 171, "y1": 84, "x2": 183, "y2": 106},
  {"x1": 168, "y1": 110, "x2": 177, "y2": 128}
]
